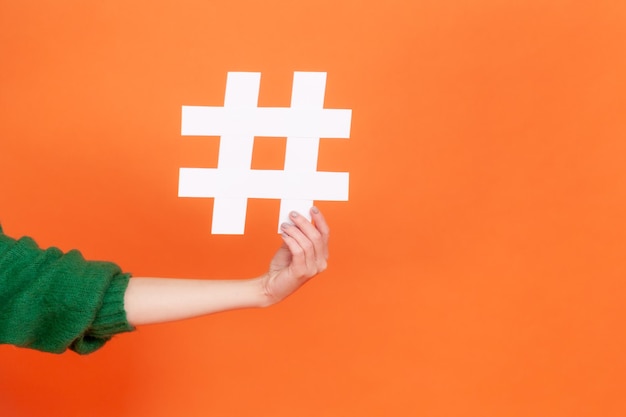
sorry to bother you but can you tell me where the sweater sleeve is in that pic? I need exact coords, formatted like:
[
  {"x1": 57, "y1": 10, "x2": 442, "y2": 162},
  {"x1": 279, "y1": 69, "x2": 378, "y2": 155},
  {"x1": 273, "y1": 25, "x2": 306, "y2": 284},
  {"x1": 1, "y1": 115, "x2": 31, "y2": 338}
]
[{"x1": 0, "y1": 225, "x2": 135, "y2": 354}]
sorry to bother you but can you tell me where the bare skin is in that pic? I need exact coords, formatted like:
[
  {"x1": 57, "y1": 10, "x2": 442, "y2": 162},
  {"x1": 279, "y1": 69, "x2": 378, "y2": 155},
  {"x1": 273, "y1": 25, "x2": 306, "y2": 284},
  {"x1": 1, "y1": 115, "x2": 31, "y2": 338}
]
[{"x1": 123, "y1": 207, "x2": 330, "y2": 326}]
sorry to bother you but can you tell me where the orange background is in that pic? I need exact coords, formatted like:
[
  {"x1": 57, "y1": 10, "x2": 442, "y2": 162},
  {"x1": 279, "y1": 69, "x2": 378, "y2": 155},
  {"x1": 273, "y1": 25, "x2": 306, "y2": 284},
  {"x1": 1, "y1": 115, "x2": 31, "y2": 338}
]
[{"x1": 1, "y1": 1, "x2": 626, "y2": 416}]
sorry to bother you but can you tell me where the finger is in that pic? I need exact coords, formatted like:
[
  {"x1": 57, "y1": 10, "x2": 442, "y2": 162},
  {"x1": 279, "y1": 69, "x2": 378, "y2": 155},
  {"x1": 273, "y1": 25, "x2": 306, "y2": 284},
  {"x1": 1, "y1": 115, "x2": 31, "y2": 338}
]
[
  {"x1": 310, "y1": 206, "x2": 330, "y2": 260},
  {"x1": 288, "y1": 210, "x2": 319, "y2": 237},
  {"x1": 288, "y1": 209, "x2": 328, "y2": 271},
  {"x1": 280, "y1": 231, "x2": 308, "y2": 278},
  {"x1": 281, "y1": 217, "x2": 317, "y2": 274}
]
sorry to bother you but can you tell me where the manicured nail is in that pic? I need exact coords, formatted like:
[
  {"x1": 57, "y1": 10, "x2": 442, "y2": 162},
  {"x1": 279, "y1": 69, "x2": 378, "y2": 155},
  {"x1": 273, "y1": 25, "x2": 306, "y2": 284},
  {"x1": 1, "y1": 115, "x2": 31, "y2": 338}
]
[
  {"x1": 281, "y1": 222, "x2": 291, "y2": 230},
  {"x1": 311, "y1": 206, "x2": 319, "y2": 214},
  {"x1": 290, "y1": 211, "x2": 298, "y2": 218}
]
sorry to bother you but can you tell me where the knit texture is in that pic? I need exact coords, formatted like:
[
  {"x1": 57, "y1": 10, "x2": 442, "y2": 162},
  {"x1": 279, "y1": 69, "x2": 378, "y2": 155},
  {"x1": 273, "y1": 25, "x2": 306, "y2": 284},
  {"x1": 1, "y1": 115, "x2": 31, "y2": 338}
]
[{"x1": 0, "y1": 225, "x2": 134, "y2": 354}]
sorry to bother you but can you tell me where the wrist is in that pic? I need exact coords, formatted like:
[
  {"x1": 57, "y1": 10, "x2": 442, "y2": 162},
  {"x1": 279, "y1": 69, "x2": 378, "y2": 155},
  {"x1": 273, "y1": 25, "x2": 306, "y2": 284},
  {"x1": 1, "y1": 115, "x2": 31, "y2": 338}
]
[{"x1": 253, "y1": 275, "x2": 278, "y2": 308}]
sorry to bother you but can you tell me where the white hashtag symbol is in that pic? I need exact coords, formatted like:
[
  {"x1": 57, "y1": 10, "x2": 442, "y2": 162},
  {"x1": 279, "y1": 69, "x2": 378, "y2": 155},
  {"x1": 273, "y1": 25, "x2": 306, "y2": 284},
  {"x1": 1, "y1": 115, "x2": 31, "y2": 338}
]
[{"x1": 179, "y1": 72, "x2": 352, "y2": 234}]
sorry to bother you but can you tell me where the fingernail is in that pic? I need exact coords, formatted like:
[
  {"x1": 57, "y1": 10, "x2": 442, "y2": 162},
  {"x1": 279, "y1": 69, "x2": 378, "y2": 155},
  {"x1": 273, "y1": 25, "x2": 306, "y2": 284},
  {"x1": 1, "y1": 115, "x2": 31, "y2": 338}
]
[
  {"x1": 290, "y1": 211, "x2": 298, "y2": 218},
  {"x1": 311, "y1": 206, "x2": 319, "y2": 214},
  {"x1": 281, "y1": 222, "x2": 291, "y2": 229}
]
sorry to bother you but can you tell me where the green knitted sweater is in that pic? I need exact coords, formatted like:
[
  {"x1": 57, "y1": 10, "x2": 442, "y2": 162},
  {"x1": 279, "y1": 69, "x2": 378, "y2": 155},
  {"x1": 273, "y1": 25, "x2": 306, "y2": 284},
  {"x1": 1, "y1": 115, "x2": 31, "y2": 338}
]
[{"x1": 0, "y1": 225, "x2": 134, "y2": 354}]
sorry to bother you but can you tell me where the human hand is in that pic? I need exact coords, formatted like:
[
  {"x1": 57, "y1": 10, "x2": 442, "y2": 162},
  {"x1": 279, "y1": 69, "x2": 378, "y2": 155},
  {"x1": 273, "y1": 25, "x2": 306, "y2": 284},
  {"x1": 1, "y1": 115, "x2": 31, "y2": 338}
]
[{"x1": 260, "y1": 207, "x2": 330, "y2": 306}]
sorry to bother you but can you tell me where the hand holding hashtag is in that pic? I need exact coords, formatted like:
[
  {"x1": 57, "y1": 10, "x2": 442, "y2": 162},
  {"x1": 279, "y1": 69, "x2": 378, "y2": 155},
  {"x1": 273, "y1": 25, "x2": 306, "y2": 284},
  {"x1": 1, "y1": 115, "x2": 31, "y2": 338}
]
[{"x1": 260, "y1": 207, "x2": 330, "y2": 306}]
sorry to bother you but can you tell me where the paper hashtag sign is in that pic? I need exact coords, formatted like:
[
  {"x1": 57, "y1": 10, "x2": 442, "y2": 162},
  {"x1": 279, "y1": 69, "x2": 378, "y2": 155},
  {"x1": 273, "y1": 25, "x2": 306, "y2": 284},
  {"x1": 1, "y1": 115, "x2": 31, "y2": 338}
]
[{"x1": 179, "y1": 72, "x2": 352, "y2": 234}]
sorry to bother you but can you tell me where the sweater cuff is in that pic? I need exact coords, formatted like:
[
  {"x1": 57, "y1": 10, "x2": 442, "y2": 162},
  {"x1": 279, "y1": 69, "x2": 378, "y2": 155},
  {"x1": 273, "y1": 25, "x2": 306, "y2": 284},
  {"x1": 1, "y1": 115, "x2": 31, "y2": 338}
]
[{"x1": 70, "y1": 272, "x2": 135, "y2": 355}]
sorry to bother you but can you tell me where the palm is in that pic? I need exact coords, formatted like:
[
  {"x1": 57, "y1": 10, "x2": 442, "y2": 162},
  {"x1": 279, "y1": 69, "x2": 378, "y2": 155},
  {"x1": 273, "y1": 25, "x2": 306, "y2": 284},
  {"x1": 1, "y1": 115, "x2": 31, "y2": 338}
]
[
  {"x1": 269, "y1": 242, "x2": 292, "y2": 274},
  {"x1": 264, "y1": 243, "x2": 299, "y2": 303}
]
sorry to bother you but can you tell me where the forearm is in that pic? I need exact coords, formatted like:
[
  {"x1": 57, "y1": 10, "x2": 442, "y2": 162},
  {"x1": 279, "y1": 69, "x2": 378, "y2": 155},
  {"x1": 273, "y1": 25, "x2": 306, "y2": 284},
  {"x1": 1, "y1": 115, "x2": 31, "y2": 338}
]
[{"x1": 123, "y1": 276, "x2": 272, "y2": 326}]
